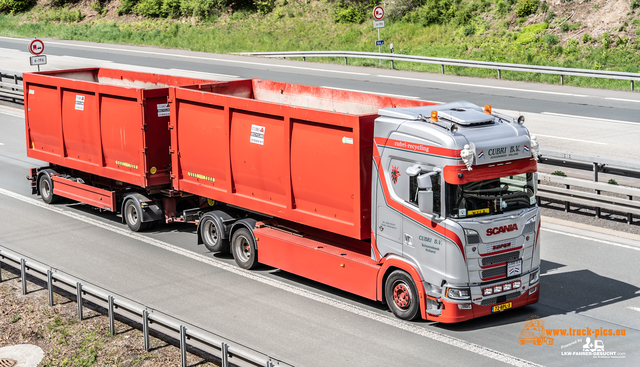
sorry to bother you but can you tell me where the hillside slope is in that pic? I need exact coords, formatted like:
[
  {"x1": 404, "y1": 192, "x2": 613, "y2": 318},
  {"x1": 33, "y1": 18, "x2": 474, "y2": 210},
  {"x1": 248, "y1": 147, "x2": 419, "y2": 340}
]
[{"x1": 1, "y1": 0, "x2": 639, "y2": 89}]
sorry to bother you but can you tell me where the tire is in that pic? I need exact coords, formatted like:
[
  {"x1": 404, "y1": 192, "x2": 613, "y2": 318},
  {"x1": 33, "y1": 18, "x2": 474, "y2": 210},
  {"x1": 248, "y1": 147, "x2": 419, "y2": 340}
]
[
  {"x1": 200, "y1": 215, "x2": 229, "y2": 253},
  {"x1": 123, "y1": 199, "x2": 149, "y2": 232},
  {"x1": 38, "y1": 174, "x2": 59, "y2": 204},
  {"x1": 385, "y1": 270, "x2": 420, "y2": 321},
  {"x1": 231, "y1": 228, "x2": 258, "y2": 270}
]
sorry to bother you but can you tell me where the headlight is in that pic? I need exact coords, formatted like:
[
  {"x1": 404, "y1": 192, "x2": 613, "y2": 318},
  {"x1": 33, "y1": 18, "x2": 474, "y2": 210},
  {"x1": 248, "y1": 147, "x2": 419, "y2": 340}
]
[
  {"x1": 446, "y1": 287, "x2": 471, "y2": 300},
  {"x1": 529, "y1": 269, "x2": 540, "y2": 285},
  {"x1": 523, "y1": 215, "x2": 537, "y2": 234}
]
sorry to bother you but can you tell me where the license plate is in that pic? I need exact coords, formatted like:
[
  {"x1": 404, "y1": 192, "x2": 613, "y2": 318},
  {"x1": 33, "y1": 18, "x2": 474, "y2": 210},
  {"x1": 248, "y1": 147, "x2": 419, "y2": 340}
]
[
  {"x1": 507, "y1": 259, "x2": 522, "y2": 277},
  {"x1": 492, "y1": 302, "x2": 512, "y2": 313}
]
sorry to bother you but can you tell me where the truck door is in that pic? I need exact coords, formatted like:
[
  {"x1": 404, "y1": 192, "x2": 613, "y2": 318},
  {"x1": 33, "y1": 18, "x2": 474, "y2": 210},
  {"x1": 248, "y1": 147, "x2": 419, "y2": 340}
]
[{"x1": 401, "y1": 167, "x2": 447, "y2": 283}]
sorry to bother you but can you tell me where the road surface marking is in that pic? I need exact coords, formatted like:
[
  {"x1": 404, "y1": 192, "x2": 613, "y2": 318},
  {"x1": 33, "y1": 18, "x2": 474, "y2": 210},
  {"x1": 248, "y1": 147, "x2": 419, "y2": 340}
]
[
  {"x1": 0, "y1": 187, "x2": 541, "y2": 367},
  {"x1": 320, "y1": 86, "x2": 420, "y2": 99},
  {"x1": 531, "y1": 133, "x2": 608, "y2": 145},
  {"x1": 542, "y1": 228, "x2": 640, "y2": 252},
  {"x1": 377, "y1": 75, "x2": 590, "y2": 97},
  {"x1": 541, "y1": 112, "x2": 637, "y2": 125},
  {"x1": 0, "y1": 107, "x2": 24, "y2": 118},
  {"x1": 628, "y1": 307, "x2": 640, "y2": 313},
  {"x1": 605, "y1": 97, "x2": 640, "y2": 103},
  {"x1": 0, "y1": 36, "x2": 370, "y2": 76},
  {"x1": 169, "y1": 68, "x2": 239, "y2": 79}
]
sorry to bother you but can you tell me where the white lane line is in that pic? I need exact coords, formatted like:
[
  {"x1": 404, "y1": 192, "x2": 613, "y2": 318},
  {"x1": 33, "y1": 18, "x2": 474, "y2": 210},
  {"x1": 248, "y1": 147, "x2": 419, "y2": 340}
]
[
  {"x1": 0, "y1": 37, "x2": 369, "y2": 76},
  {"x1": 542, "y1": 228, "x2": 640, "y2": 252},
  {"x1": 169, "y1": 68, "x2": 239, "y2": 79},
  {"x1": 531, "y1": 133, "x2": 608, "y2": 145},
  {"x1": 628, "y1": 307, "x2": 640, "y2": 313},
  {"x1": 0, "y1": 109, "x2": 24, "y2": 118},
  {"x1": 0, "y1": 187, "x2": 541, "y2": 367},
  {"x1": 605, "y1": 98, "x2": 640, "y2": 103},
  {"x1": 377, "y1": 75, "x2": 590, "y2": 97},
  {"x1": 0, "y1": 143, "x2": 4, "y2": 145},
  {"x1": 320, "y1": 86, "x2": 420, "y2": 99},
  {"x1": 541, "y1": 112, "x2": 638, "y2": 125}
]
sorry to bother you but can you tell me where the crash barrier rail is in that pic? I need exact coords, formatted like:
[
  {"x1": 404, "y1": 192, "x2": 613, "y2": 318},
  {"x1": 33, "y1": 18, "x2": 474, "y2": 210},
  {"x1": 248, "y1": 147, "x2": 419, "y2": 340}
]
[
  {"x1": 237, "y1": 51, "x2": 640, "y2": 90},
  {"x1": 537, "y1": 149, "x2": 640, "y2": 224},
  {"x1": 0, "y1": 245, "x2": 291, "y2": 367},
  {"x1": 0, "y1": 70, "x2": 24, "y2": 102}
]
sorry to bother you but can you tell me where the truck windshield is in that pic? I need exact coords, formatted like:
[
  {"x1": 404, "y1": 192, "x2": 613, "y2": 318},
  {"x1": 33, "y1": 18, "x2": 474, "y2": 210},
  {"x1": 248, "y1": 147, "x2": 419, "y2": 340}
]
[{"x1": 446, "y1": 173, "x2": 535, "y2": 218}]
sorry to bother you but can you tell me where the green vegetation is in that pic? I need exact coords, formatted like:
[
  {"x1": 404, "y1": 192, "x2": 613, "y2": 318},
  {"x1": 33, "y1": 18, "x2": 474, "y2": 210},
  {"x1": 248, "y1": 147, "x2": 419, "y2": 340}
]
[
  {"x1": 9, "y1": 313, "x2": 21, "y2": 323},
  {"x1": 551, "y1": 170, "x2": 567, "y2": 177},
  {"x1": 2, "y1": 0, "x2": 640, "y2": 91},
  {"x1": 608, "y1": 179, "x2": 619, "y2": 185}
]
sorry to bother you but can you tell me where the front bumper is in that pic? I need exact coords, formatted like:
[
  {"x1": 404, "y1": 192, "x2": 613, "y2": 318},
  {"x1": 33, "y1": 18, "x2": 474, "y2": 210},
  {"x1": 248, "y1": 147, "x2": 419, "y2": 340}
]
[{"x1": 425, "y1": 283, "x2": 540, "y2": 323}]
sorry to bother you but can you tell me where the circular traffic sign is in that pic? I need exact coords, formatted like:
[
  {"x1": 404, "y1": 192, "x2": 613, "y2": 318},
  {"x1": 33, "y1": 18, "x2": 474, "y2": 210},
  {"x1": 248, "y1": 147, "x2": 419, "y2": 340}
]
[
  {"x1": 373, "y1": 6, "x2": 384, "y2": 20},
  {"x1": 29, "y1": 39, "x2": 44, "y2": 55}
]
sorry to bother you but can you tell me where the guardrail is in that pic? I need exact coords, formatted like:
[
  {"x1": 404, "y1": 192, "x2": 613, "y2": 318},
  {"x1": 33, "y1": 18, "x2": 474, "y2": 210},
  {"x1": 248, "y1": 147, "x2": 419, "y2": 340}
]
[
  {"x1": 0, "y1": 70, "x2": 24, "y2": 102},
  {"x1": 538, "y1": 149, "x2": 640, "y2": 224},
  {"x1": 237, "y1": 51, "x2": 640, "y2": 91},
  {"x1": 0, "y1": 245, "x2": 291, "y2": 367}
]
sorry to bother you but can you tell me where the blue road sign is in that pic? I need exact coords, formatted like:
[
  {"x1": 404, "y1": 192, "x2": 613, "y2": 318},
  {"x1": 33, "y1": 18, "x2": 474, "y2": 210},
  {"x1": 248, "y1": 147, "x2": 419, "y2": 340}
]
[{"x1": 375, "y1": 40, "x2": 385, "y2": 46}]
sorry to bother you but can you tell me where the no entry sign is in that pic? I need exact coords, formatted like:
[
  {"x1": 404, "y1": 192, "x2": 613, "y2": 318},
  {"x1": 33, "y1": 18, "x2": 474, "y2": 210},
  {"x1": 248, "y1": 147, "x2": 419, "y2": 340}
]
[{"x1": 29, "y1": 39, "x2": 44, "y2": 55}]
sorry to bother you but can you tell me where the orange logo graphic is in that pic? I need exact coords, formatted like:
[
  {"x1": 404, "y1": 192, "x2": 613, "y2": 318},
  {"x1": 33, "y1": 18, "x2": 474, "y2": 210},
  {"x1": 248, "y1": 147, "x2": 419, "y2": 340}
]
[{"x1": 519, "y1": 316, "x2": 554, "y2": 346}]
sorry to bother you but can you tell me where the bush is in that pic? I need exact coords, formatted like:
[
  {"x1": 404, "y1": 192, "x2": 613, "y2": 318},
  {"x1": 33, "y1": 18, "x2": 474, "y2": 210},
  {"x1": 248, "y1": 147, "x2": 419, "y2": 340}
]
[
  {"x1": 560, "y1": 22, "x2": 570, "y2": 32},
  {"x1": 543, "y1": 33, "x2": 559, "y2": 45},
  {"x1": 608, "y1": 179, "x2": 619, "y2": 185},
  {"x1": 161, "y1": 0, "x2": 181, "y2": 17},
  {"x1": 254, "y1": 0, "x2": 275, "y2": 14},
  {"x1": 551, "y1": 170, "x2": 567, "y2": 177},
  {"x1": 582, "y1": 32, "x2": 592, "y2": 43},
  {"x1": 134, "y1": 0, "x2": 163, "y2": 17},
  {"x1": 333, "y1": 6, "x2": 365, "y2": 23},
  {"x1": 0, "y1": 0, "x2": 35, "y2": 13},
  {"x1": 117, "y1": 0, "x2": 138, "y2": 15},
  {"x1": 601, "y1": 31, "x2": 611, "y2": 48},
  {"x1": 462, "y1": 24, "x2": 476, "y2": 36},
  {"x1": 416, "y1": 0, "x2": 455, "y2": 26},
  {"x1": 515, "y1": 0, "x2": 538, "y2": 17},
  {"x1": 632, "y1": 0, "x2": 640, "y2": 9}
]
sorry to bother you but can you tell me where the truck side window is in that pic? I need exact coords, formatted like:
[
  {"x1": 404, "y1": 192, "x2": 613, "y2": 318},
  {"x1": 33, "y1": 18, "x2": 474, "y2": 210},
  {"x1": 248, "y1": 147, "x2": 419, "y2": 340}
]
[{"x1": 409, "y1": 176, "x2": 419, "y2": 206}]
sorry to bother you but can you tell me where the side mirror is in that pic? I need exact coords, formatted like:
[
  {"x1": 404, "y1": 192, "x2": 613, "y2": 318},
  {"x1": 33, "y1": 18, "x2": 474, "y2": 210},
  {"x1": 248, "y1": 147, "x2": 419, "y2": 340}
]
[
  {"x1": 406, "y1": 165, "x2": 422, "y2": 177},
  {"x1": 417, "y1": 173, "x2": 433, "y2": 190},
  {"x1": 418, "y1": 191, "x2": 433, "y2": 213}
]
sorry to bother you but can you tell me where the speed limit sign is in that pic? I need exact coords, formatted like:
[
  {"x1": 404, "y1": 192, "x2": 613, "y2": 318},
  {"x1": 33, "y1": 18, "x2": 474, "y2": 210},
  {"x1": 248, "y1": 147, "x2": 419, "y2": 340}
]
[
  {"x1": 373, "y1": 6, "x2": 384, "y2": 20},
  {"x1": 29, "y1": 39, "x2": 44, "y2": 55}
]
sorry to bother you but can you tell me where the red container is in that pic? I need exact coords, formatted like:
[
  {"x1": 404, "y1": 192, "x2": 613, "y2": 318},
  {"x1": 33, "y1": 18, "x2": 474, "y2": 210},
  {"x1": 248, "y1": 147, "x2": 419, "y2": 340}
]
[
  {"x1": 24, "y1": 68, "x2": 214, "y2": 188},
  {"x1": 170, "y1": 79, "x2": 434, "y2": 239}
]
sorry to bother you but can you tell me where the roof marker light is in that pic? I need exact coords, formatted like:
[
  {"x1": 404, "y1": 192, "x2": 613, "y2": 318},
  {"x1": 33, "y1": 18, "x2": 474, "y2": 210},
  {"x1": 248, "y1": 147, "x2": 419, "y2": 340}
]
[
  {"x1": 484, "y1": 104, "x2": 492, "y2": 114},
  {"x1": 430, "y1": 111, "x2": 438, "y2": 122}
]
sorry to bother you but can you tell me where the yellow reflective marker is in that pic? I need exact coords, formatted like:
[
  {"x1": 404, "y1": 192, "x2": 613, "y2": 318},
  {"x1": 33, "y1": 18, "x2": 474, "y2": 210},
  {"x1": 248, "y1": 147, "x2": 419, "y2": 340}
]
[
  {"x1": 150, "y1": 166, "x2": 157, "y2": 174},
  {"x1": 207, "y1": 198, "x2": 215, "y2": 206}
]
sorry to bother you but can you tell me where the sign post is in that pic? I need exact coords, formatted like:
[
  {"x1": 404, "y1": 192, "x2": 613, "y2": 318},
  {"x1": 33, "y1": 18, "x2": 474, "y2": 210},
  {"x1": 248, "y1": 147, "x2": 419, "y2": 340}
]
[
  {"x1": 373, "y1": 6, "x2": 385, "y2": 64},
  {"x1": 29, "y1": 39, "x2": 46, "y2": 71}
]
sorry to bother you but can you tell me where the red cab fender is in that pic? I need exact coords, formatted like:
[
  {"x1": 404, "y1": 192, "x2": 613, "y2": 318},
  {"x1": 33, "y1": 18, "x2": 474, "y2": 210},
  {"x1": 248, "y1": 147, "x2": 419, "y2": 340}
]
[{"x1": 377, "y1": 257, "x2": 428, "y2": 320}]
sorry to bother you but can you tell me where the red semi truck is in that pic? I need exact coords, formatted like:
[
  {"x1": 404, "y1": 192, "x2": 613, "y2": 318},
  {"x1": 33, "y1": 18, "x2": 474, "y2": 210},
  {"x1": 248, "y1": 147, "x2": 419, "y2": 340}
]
[{"x1": 24, "y1": 68, "x2": 541, "y2": 322}]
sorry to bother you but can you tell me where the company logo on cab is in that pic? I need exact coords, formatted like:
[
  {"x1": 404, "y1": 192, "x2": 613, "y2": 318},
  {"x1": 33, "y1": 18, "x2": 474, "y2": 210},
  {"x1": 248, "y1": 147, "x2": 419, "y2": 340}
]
[{"x1": 486, "y1": 224, "x2": 518, "y2": 236}]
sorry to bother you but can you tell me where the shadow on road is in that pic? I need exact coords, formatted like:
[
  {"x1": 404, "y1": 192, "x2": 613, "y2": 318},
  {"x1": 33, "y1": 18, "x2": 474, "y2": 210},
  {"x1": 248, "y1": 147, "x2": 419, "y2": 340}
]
[{"x1": 437, "y1": 259, "x2": 640, "y2": 332}]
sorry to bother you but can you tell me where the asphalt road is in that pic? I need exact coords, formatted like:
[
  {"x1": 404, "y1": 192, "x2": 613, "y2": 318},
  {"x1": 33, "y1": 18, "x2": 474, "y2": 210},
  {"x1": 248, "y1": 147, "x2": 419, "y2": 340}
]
[
  {"x1": 1, "y1": 36, "x2": 640, "y2": 160},
  {"x1": 1, "y1": 37, "x2": 640, "y2": 366}
]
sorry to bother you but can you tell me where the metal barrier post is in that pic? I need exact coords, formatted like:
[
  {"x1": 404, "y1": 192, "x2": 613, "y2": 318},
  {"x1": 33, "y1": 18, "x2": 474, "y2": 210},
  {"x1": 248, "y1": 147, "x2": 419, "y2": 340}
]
[
  {"x1": 498, "y1": 69, "x2": 501, "y2": 79},
  {"x1": 632, "y1": 80, "x2": 635, "y2": 91},
  {"x1": 47, "y1": 270, "x2": 54, "y2": 306},
  {"x1": 629, "y1": 195, "x2": 634, "y2": 224},
  {"x1": 441, "y1": 64, "x2": 445, "y2": 74},
  {"x1": 221, "y1": 342, "x2": 229, "y2": 367},
  {"x1": 180, "y1": 325, "x2": 187, "y2": 367},
  {"x1": 344, "y1": 57, "x2": 348, "y2": 65},
  {"x1": 21, "y1": 258, "x2": 26, "y2": 295},
  {"x1": 594, "y1": 162, "x2": 601, "y2": 218},
  {"x1": 0, "y1": 251, "x2": 3, "y2": 283},
  {"x1": 143, "y1": 310, "x2": 150, "y2": 352},
  {"x1": 565, "y1": 184, "x2": 570, "y2": 212},
  {"x1": 108, "y1": 296, "x2": 115, "y2": 335},
  {"x1": 13, "y1": 74, "x2": 18, "y2": 103},
  {"x1": 561, "y1": 75, "x2": 564, "y2": 85},
  {"x1": 77, "y1": 282, "x2": 83, "y2": 320}
]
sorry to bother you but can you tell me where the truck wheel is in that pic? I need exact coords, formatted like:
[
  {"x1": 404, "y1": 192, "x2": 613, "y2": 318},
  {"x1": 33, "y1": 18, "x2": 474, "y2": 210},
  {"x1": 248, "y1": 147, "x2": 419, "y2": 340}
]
[
  {"x1": 385, "y1": 270, "x2": 420, "y2": 320},
  {"x1": 200, "y1": 216, "x2": 229, "y2": 253},
  {"x1": 124, "y1": 200, "x2": 149, "y2": 232},
  {"x1": 231, "y1": 228, "x2": 258, "y2": 270},
  {"x1": 38, "y1": 174, "x2": 60, "y2": 204}
]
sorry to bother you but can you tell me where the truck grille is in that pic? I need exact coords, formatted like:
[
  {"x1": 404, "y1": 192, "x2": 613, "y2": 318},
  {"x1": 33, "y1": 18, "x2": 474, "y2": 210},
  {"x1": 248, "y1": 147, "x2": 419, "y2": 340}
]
[
  {"x1": 482, "y1": 267, "x2": 506, "y2": 279},
  {"x1": 480, "y1": 291, "x2": 521, "y2": 306},
  {"x1": 482, "y1": 251, "x2": 520, "y2": 267}
]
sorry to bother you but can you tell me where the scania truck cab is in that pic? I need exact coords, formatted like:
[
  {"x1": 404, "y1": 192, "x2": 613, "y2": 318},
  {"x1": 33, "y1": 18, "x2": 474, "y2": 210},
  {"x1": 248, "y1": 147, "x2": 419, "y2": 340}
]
[{"x1": 373, "y1": 101, "x2": 540, "y2": 322}]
